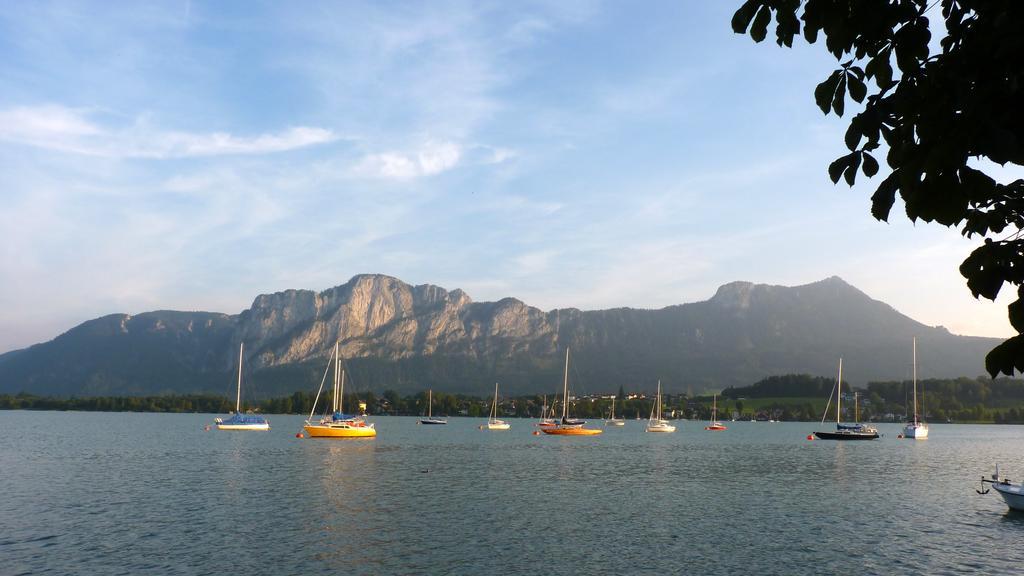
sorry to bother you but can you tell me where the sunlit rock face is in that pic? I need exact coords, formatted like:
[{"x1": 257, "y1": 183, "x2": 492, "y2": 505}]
[{"x1": 0, "y1": 274, "x2": 1001, "y2": 397}]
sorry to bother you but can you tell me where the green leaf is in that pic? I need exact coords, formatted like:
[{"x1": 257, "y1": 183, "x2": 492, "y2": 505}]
[
  {"x1": 803, "y1": 24, "x2": 818, "y2": 44},
  {"x1": 870, "y1": 171, "x2": 899, "y2": 220},
  {"x1": 843, "y1": 153, "x2": 862, "y2": 186},
  {"x1": 775, "y1": 5, "x2": 800, "y2": 47},
  {"x1": 731, "y1": 0, "x2": 761, "y2": 34},
  {"x1": 814, "y1": 71, "x2": 842, "y2": 115},
  {"x1": 750, "y1": 5, "x2": 771, "y2": 43},
  {"x1": 960, "y1": 243, "x2": 1005, "y2": 300},
  {"x1": 1009, "y1": 291, "x2": 1024, "y2": 334},
  {"x1": 844, "y1": 121, "x2": 862, "y2": 151},
  {"x1": 865, "y1": 47, "x2": 893, "y2": 90},
  {"x1": 848, "y1": 74, "x2": 867, "y2": 103},
  {"x1": 828, "y1": 155, "x2": 849, "y2": 184},
  {"x1": 862, "y1": 152, "x2": 879, "y2": 177},
  {"x1": 832, "y1": 74, "x2": 847, "y2": 116},
  {"x1": 985, "y1": 336, "x2": 1024, "y2": 378}
]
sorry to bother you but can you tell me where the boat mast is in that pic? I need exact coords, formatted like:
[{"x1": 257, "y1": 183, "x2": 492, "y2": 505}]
[
  {"x1": 236, "y1": 342, "x2": 243, "y2": 413},
  {"x1": 912, "y1": 336, "x2": 918, "y2": 425},
  {"x1": 562, "y1": 348, "x2": 570, "y2": 420},
  {"x1": 491, "y1": 382, "x2": 499, "y2": 421},
  {"x1": 333, "y1": 342, "x2": 339, "y2": 413},
  {"x1": 339, "y1": 364, "x2": 346, "y2": 414},
  {"x1": 712, "y1": 394, "x2": 717, "y2": 423},
  {"x1": 428, "y1": 389, "x2": 432, "y2": 418},
  {"x1": 836, "y1": 358, "x2": 843, "y2": 424},
  {"x1": 657, "y1": 380, "x2": 662, "y2": 420}
]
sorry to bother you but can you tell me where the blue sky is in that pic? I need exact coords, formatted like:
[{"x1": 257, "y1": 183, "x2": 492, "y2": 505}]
[{"x1": 0, "y1": 0, "x2": 1017, "y2": 353}]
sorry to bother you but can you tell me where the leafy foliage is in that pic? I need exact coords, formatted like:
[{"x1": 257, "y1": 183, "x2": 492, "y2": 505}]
[
  {"x1": 721, "y1": 374, "x2": 836, "y2": 398},
  {"x1": 733, "y1": 0, "x2": 1024, "y2": 375}
]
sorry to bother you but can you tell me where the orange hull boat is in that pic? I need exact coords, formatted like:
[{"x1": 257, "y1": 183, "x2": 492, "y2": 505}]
[{"x1": 541, "y1": 426, "x2": 603, "y2": 436}]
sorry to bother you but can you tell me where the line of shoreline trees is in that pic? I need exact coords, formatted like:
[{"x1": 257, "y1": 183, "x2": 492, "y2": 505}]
[{"x1": 4, "y1": 373, "x2": 1024, "y2": 423}]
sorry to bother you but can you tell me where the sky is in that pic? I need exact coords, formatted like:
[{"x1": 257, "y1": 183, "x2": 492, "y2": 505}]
[{"x1": 0, "y1": 0, "x2": 1019, "y2": 353}]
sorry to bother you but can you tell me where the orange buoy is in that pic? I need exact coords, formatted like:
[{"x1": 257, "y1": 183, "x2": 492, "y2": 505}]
[
  {"x1": 296, "y1": 432, "x2": 304, "y2": 438},
  {"x1": 806, "y1": 434, "x2": 814, "y2": 440},
  {"x1": 532, "y1": 430, "x2": 541, "y2": 436}
]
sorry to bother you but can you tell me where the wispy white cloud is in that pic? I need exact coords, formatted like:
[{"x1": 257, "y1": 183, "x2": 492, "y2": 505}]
[
  {"x1": 0, "y1": 105, "x2": 338, "y2": 158},
  {"x1": 350, "y1": 140, "x2": 462, "y2": 180}
]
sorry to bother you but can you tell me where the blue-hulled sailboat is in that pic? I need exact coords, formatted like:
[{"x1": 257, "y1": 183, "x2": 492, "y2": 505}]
[{"x1": 215, "y1": 342, "x2": 270, "y2": 431}]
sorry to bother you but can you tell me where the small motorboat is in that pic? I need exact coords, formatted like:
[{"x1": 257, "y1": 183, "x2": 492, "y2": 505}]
[{"x1": 978, "y1": 465, "x2": 1024, "y2": 511}]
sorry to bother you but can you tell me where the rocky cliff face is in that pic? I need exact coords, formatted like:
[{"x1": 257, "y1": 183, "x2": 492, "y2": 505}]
[{"x1": 0, "y1": 274, "x2": 1003, "y2": 397}]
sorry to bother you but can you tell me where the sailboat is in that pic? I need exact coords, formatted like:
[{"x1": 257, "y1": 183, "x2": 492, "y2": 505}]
[
  {"x1": 303, "y1": 343, "x2": 376, "y2": 439},
  {"x1": 646, "y1": 380, "x2": 676, "y2": 433},
  {"x1": 215, "y1": 342, "x2": 270, "y2": 431},
  {"x1": 606, "y1": 396, "x2": 625, "y2": 426},
  {"x1": 485, "y1": 383, "x2": 510, "y2": 430},
  {"x1": 537, "y1": 395, "x2": 557, "y2": 428},
  {"x1": 813, "y1": 359, "x2": 878, "y2": 440},
  {"x1": 704, "y1": 394, "x2": 727, "y2": 431},
  {"x1": 902, "y1": 337, "x2": 929, "y2": 439},
  {"x1": 420, "y1": 389, "x2": 448, "y2": 425},
  {"x1": 542, "y1": 348, "x2": 603, "y2": 435}
]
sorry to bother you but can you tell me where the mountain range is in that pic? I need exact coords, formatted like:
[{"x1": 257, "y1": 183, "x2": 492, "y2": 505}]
[{"x1": 0, "y1": 274, "x2": 1002, "y2": 398}]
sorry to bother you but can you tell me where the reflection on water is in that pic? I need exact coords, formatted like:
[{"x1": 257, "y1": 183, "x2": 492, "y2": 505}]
[{"x1": 3, "y1": 414, "x2": 1024, "y2": 574}]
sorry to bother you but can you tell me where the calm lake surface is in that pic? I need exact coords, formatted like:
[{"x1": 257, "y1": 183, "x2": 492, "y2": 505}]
[{"x1": 3, "y1": 412, "x2": 1024, "y2": 575}]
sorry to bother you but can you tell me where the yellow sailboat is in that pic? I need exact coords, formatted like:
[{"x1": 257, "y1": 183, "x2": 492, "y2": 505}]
[
  {"x1": 542, "y1": 348, "x2": 603, "y2": 436},
  {"x1": 303, "y1": 343, "x2": 376, "y2": 439}
]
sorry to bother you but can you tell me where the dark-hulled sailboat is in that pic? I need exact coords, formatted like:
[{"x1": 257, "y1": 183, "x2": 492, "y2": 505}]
[{"x1": 813, "y1": 358, "x2": 879, "y2": 441}]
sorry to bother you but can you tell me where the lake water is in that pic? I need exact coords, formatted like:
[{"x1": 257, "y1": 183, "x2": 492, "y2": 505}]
[{"x1": 2, "y1": 412, "x2": 1023, "y2": 574}]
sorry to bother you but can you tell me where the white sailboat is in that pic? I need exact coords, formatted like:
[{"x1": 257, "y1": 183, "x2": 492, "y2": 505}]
[
  {"x1": 606, "y1": 396, "x2": 625, "y2": 426},
  {"x1": 537, "y1": 395, "x2": 557, "y2": 428},
  {"x1": 646, "y1": 380, "x2": 676, "y2": 433},
  {"x1": 420, "y1": 389, "x2": 448, "y2": 425},
  {"x1": 215, "y1": 342, "x2": 270, "y2": 431},
  {"x1": 486, "y1": 383, "x2": 510, "y2": 430},
  {"x1": 704, "y1": 394, "x2": 727, "y2": 431},
  {"x1": 902, "y1": 337, "x2": 929, "y2": 439}
]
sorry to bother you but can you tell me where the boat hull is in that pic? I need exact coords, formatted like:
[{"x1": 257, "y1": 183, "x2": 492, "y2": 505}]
[
  {"x1": 216, "y1": 423, "x2": 270, "y2": 431},
  {"x1": 813, "y1": 430, "x2": 878, "y2": 440},
  {"x1": 993, "y1": 482, "x2": 1024, "y2": 511},
  {"x1": 704, "y1": 424, "x2": 727, "y2": 431},
  {"x1": 420, "y1": 419, "x2": 448, "y2": 425},
  {"x1": 486, "y1": 422, "x2": 511, "y2": 430},
  {"x1": 606, "y1": 420, "x2": 625, "y2": 426},
  {"x1": 903, "y1": 423, "x2": 929, "y2": 439},
  {"x1": 304, "y1": 424, "x2": 377, "y2": 438},
  {"x1": 646, "y1": 425, "x2": 676, "y2": 433},
  {"x1": 542, "y1": 426, "x2": 603, "y2": 435}
]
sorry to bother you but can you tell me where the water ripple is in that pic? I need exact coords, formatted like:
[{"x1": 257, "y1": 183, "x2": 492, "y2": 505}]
[{"x1": 2, "y1": 413, "x2": 1024, "y2": 574}]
